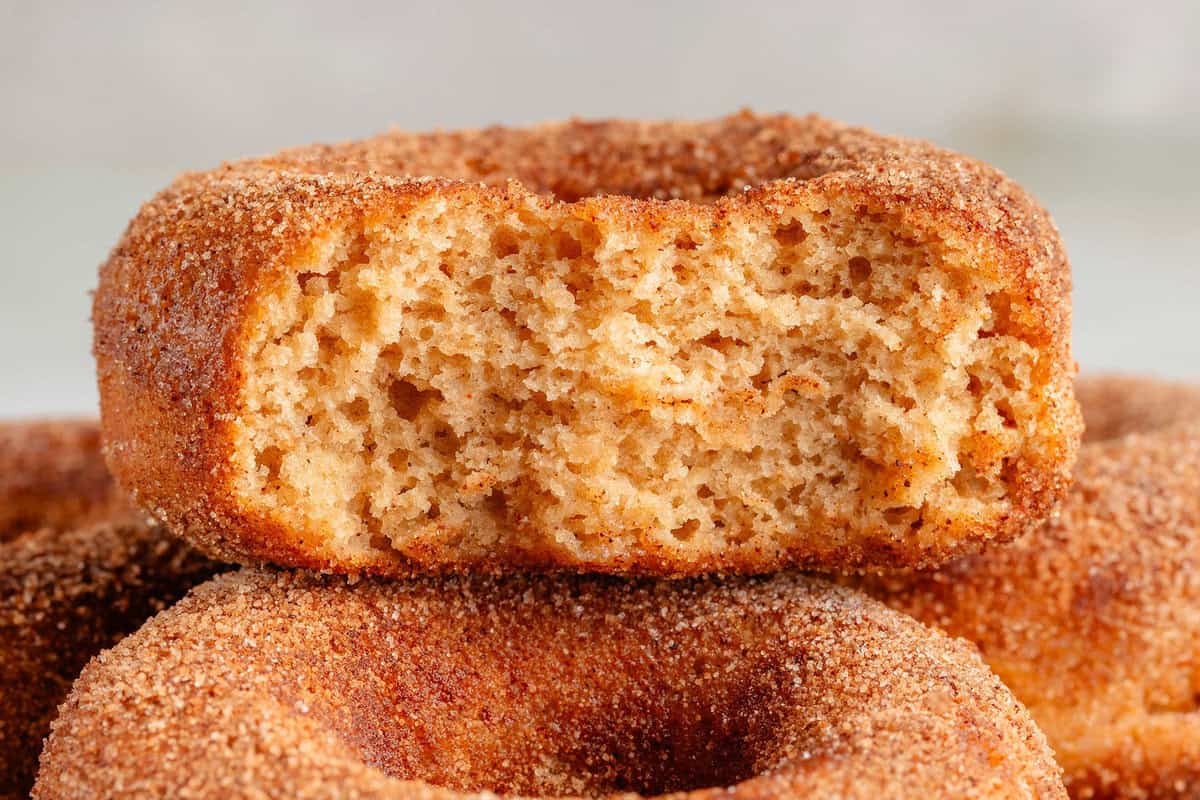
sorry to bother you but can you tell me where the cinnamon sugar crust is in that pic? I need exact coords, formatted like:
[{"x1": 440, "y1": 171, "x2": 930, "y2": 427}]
[
  {"x1": 1075, "y1": 374, "x2": 1200, "y2": 444},
  {"x1": 0, "y1": 519, "x2": 222, "y2": 800},
  {"x1": 0, "y1": 419, "x2": 132, "y2": 542},
  {"x1": 0, "y1": 420, "x2": 223, "y2": 798},
  {"x1": 35, "y1": 570, "x2": 1064, "y2": 799},
  {"x1": 858, "y1": 376, "x2": 1200, "y2": 798},
  {"x1": 95, "y1": 112, "x2": 1080, "y2": 575}
]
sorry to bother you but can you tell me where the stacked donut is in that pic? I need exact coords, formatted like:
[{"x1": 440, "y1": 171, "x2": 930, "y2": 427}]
[
  {"x1": 8, "y1": 113, "x2": 1197, "y2": 799},
  {"x1": 0, "y1": 421, "x2": 223, "y2": 798}
]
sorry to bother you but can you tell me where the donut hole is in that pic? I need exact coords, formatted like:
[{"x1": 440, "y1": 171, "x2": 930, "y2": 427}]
[
  {"x1": 490, "y1": 226, "x2": 522, "y2": 258},
  {"x1": 774, "y1": 220, "x2": 808, "y2": 247},
  {"x1": 552, "y1": 230, "x2": 583, "y2": 260},
  {"x1": 296, "y1": 602, "x2": 801, "y2": 797},
  {"x1": 528, "y1": 667, "x2": 787, "y2": 796},
  {"x1": 848, "y1": 255, "x2": 872, "y2": 283}
]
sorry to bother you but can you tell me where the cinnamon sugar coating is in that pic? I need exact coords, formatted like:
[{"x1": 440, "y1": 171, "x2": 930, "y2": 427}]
[
  {"x1": 1, "y1": 521, "x2": 221, "y2": 799},
  {"x1": 95, "y1": 112, "x2": 1079, "y2": 575},
  {"x1": 35, "y1": 570, "x2": 1063, "y2": 799},
  {"x1": 1075, "y1": 374, "x2": 1200, "y2": 444},
  {"x1": 858, "y1": 376, "x2": 1200, "y2": 798},
  {"x1": 0, "y1": 419, "x2": 131, "y2": 541},
  {"x1": 0, "y1": 420, "x2": 223, "y2": 799}
]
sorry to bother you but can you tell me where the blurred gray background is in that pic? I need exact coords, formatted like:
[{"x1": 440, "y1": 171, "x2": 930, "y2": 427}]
[{"x1": 2, "y1": 1, "x2": 1197, "y2": 416}]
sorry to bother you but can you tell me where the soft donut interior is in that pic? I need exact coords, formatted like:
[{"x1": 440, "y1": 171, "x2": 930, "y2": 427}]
[{"x1": 233, "y1": 190, "x2": 1052, "y2": 567}]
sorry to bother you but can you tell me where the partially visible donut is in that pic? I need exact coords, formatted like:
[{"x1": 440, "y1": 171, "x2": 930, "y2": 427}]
[
  {"x1": 0, "y1": 419, "x2": 131, "y2": 541},
  {"x1": 859, "y1": 376, "x2": 1200, "y2": 798},
  {"x1": 35, "y1": 570, "x2": 1065, "y2": 799},
  {"x1": 0, "y1": 420, "x2": 222, "y2": 799},
  {"x1": 1074, "y1": 374, "x2": 1200, "y2": 443},
  {"x1": 96, "y1": 111, "x2": 1080, "y2": 577}
]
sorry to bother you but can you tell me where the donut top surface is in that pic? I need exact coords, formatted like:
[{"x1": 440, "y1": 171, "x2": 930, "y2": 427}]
[
  {"x1": 36, "y1": 570, "x2": 1064, "y2": 799},
  {"x1": 120, "y1": 111, "x2": 1073, "y2": 336},
  {"x1": 1, "y1": 518, "x2": 221, "y2": 796}
]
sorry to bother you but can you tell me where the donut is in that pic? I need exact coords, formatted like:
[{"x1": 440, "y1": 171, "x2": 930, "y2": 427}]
[
  {"x1": 95, "y1": 111, "x2": 1080, "y2": 576},
  {"x1": 35, "y1": 570, "x2": 1065, "y2": 799},
  {"x1": 857, "y1": 376, "x2": 1200, "y2": 798},
  {"x1": 0, "y1": 419, "x2": 131, "y2": 541},
  {"x1": 0, "y1": 420, "x2": 222, "y2": 799},
  {"x1": 1074, "y1": 373, "x2": 1200, "y2": 443}
]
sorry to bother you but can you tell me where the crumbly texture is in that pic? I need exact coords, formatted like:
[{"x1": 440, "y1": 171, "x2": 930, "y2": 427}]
[
  {"x1": 95, "y1": 112, "x2": 1080, "y2": 575},
  {"x1": 0, "y1": 419, "x2": 132, "y2": 542},
  {"x1": 34, "y1": 570, "x2": 1064, "y2": 799},
  {"x1": 857, "y1": 375, "x2": 1200, "y2": 798},
  {"x1": 0, "y1": 419, "x2": 223, "y2": 799}
]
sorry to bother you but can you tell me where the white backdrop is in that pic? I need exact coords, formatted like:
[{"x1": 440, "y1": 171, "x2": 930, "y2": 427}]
[{"x1": 2, "y1": 0, "x2": 1197, "y2": 415}]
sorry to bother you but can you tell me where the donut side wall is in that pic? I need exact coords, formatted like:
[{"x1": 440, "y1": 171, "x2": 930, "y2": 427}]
[{"x1": 228, "y1": 186, "x2": 1066, "y2": 571}]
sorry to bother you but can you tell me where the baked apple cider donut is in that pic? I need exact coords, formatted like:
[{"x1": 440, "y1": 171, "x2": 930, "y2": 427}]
[
  {"x1": 95, "y1": 112, "x2": 1080, "y2": 575},
  {"x1": 1074, "y1": 373, "x2": 1200, "y2": 444},
  {"x1": 859, "y1": 376, "x2": 1200, "y2": 798},
  {"x1": 0, "y1": 418, "x2": 132, "y2": 541},
  {"x1": 34, "y1": 570, "x2": 1066, "y2": 799},
  {"x1": 0, "y1": 419, "x2": 222, "y2": 799}
]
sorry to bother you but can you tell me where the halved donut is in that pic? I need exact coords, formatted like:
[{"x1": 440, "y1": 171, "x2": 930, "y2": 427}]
[
  {"x1": 859, "y1": 376, "x2": 1200, "y2": 798},
  {"x1": 35, "y1": 570, "x2": 1064, "y2": 799},
  {"x1": 95, "y1": 112, "x2": 1080, "y2": 575}
]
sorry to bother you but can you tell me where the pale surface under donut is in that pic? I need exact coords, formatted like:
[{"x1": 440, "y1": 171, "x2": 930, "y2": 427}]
[
  {"x1": 35, "y1": 570, "x2": 1064, "y2": 799},
  {"x1": 859, "y1": 376, "x2": 1200, "y2": 798},
  {"x1": 95, "y1": 111, "x2": 1080, "y2": 577},
  {"x1": 0, "y1": 419, "x2": 222, "y2": 799}
]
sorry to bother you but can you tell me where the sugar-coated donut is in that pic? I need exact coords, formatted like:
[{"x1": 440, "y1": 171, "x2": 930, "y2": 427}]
[
  {"x1": 1074, "y1": 373, "x2": 1200, "y2": 444},
  {"x1": 96, "y1": 112, "x2": 1080, "y2": 576},
  {"x1": 35, "y1": 570, "x2": 1065, "y2": 799},
  {"x1": 0, "y1": 419, "x2": 131, "y2": 541},
  {"x1": 859, "y1": 376, "x2": 1200, "y2": 798},
  {"x1": 0, "y1": 420, "x2": 222, "y2": 799}
]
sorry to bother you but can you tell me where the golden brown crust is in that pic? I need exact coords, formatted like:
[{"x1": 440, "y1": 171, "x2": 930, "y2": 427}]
[
  {"x1": 0, "y1": 419, "x2": 132, "y2": 542},
  {"x1": 857, "y1": 375, "x2": 1200, "y2": 798},
  {"x1": 1075, "y1": 373, "x2": 1200, "y2": 443},
  {"x1": 95, "y1": 112, "x2": 1078, "y2": 575},
  {"x1": 0, "y1": 419, "x2": 224, "y2": 799},
  {"x1": 35, "y1": 570, "x2": 1064, "y2": 799},
  {"x1": 0, "y1": 518, "x2": 223, "y2": 799}
]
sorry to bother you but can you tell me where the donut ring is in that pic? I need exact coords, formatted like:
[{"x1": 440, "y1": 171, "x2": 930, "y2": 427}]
[
  {"x1": 96, "y1": 112, "x2": 1079, "y2": 576},
  {"x1": 0, "y1": 420, "x2": 222, "y2": 798},
  {"x1": 859, "y1": 375, "x2": 1200, "y2": 798},
  {"x1": 0, "y1": 419, "x2": 131, "y2": 541},
  {"x1": 1074, "y1": 373, "x2": 1200, "y2": 444},
  {"x1": 35, "y1": 571, "x2": 1064, "y2": 799}
]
